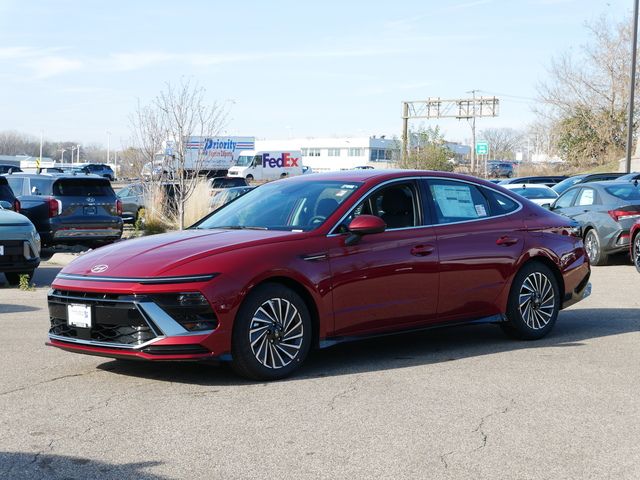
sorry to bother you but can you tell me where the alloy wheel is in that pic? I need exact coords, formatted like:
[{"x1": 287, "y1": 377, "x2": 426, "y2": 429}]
[
  {"x1": 585, "y1": 232, "x2": 597, "y2": 263},
  {"x1": 248, "y1": 298, "x2": 304, "y2": 369},
  {"x1": 634, "y1": 235, "x2": 640, "y2": 270},
  {"x1": 518, "y1": 272, "x2": 555, "y2": 330}
]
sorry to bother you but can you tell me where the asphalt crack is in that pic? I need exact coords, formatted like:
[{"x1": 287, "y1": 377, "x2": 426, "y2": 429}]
[
  {"x1": 329, "y1": 376, "x2": 360, "y2": 411},
  {"x1": 0, "y1": 368, "x2": 111, "y2": 397}
]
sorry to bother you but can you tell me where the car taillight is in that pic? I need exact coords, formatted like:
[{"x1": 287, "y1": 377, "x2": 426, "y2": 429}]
[
  {"x1": 47, "y1": 197, "x2": 62, "y2": 217},
  {"x1": 12, "y1": 198, "x2": 20, "y2": 212},
  {"x1": 608, "y1": 207, "x2": 640, "y2": 222},
  {"x1": 116, "y1": 199, "x2": 123, "y2": 216}
]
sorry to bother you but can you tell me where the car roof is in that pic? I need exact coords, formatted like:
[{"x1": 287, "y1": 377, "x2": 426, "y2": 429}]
[
  {"x1": 503, "y1": 183, "x2": 555, "y2": 190},
  {"x1": 282, "y1": 169, "x2": 500, "y2": 187},
  {"x1": 4, "y1": 173, "x2": 106, "y2": 180}
]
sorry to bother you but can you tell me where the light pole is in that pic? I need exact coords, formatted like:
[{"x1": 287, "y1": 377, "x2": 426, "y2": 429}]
[
  {"x1": 70, "y1": 146, "x2": 76, "y2": 164},
  {"x1": 76, "y1": 144, "x2": 81, "y2": 165},
  {"x1": 625, "y1": 0, "x2": 639, "y2": 174},
  {"x1": 59, "y1": 149, "x2": 66, "y2": 164},
  {"x1": 106, "y1": 130, "x2": 111, "y2": 165}
]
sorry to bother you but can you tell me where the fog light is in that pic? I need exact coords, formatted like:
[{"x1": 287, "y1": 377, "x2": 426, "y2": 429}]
[{"x1": 177, "y1": 293, "x2": 209, "y2": 306}]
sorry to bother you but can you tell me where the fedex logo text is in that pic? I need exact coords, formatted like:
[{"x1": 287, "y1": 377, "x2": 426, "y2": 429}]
[{"x1": 262, "y1": 153, "x2": 299, "y2": 168}]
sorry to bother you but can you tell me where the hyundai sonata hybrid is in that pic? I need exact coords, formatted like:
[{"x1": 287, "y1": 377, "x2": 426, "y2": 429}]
[{"x1": 47, "y1": 170, "x2": 591, "y2": 380}]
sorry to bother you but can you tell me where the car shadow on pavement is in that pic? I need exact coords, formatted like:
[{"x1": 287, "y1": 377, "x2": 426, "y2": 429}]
[
  {"x1": 32, "y1": 266, "x2": 62, "y2": 288},
  {"x1": 0, "y1": 452, "x2": 167, "y2": 480},
  {"x1": 96, "y1": 307, "x2": 640, "y2": 386}
]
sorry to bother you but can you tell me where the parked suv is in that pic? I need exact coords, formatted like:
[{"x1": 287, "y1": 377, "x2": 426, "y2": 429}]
[
  {"x1": 70, "y1": 163, "x2": 115, "y2": 180},
  {"x1": 5, "y1": 174, "x2": 123, "y2": 249},
  {"x1": 488, "y1": 161, "x2": 514, "y2": 178},
  {"x1": 0, "y1": 164, "x2": 22, "y2": 174},
  {"x1": 117, "y1": 181, "x2": 180, "y2": 224},
  {"x1": 499, "y1": 176, "x2": 567, "y2": 187},
  {"x1": 552, "y1": 173, "x2": 625, "y2": 195},
  {"x1": 0, "y1": 206, "x2": 40, "y2": 285},
  {"x1": 0, "y1": 176, "x2": 20, "y2": 212}
]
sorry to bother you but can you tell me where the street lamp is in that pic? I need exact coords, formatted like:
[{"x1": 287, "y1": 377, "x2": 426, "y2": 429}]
[
  {"x1": 59, "y1": 148, "x2": 66, "y2": 164},
  {"x1": 106, "y1": 130, "x2": 111, "y2": 164},
  {"x1": 76, "y1": 144, "x2": 81, "y2": 165},
  {"x1": 70, "y1": 146, "x2": 77, "y2": 164},
  {"x1": 625, "y1": 0, "x2": 639, "y2": 173}
]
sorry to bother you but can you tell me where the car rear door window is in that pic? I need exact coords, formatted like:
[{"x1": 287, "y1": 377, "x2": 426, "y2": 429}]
[
  {"x1": 5, "y1": 177, "x2": 24, "y2": 195},
  {"x1": 576, "y1": 188, "x2": 597, "y2": 206},
  {"x1": 428, "y1": 179, "x2": 490, "y2": 223},
  {"x1": 53, "y1": 179, "x2": 114, "y2": 196},
  {"x1": 554, "y1": 188, "x2": 579, "y2": 208}
]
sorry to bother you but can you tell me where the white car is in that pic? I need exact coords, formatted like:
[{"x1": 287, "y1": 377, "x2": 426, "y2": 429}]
[{"x1": 502, "y1": 183, "x2": 559, "y2": 206}]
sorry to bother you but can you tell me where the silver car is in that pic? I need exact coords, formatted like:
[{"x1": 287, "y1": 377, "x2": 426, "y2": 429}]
[
  {"x1": 550, "y1": 181, "x2": 640, "y2": 265},
  {"x1": 0, "y1": 201, "x2": 41, "y2": 285}
]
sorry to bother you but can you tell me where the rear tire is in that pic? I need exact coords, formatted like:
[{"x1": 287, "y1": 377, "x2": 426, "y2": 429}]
[
  {"x1": 4, "y1": 271, "x2": 34, "y2": 286},
  {"x1": 633, "y1": 233, "x2": 640, "y2": 273},
  {"x1": 39, "y1": 249, "x2": 54, "y2": 261},
  {"x1": 231, "y1": 283, "x2": 312, "y2": 381},
  {"x1": 501, "y1": 262, "x2": 560, "y2": 340},
  {"x1": 584, "y1": 229, "x2": 608, "y2": 266}
]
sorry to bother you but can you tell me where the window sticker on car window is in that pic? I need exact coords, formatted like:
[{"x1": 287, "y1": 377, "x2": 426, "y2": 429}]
[
  {"x1": 475, "y1": 204, "x2": 487, "y2": 216},
  {"x1": 340, "y1": 184, "x2": 357, "y2": 189},
  {"x1": 335, "y1": 190, "x2": 348, "y2": 197},
  {"x1": 432, "y1": 184, "x2": 478, "y2": 218}
]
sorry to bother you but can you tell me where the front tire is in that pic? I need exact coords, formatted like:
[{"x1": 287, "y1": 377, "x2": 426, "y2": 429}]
[
  {"x1": 231, "y1": 283, "x2": 312, "y2": 380},
  {"x1": 585, "y1": 229, "x2": 608, "y2": 266},
  {"x1": 501, "y1": 262, "x2": 560, "y2": 340}
]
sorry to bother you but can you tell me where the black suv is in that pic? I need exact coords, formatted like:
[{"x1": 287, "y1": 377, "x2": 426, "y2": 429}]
[
  {"x1": 5, "y1": 174, "x2": 123, "y2": 249},
  {"x1": 552, "y1": 172, "x2": 626, "y2": 195},
  {"x1": 499, "y1": 176, "x2": 568, "y2": 187},
  {"x1": 0, "y1": 164, "x2": 22, "y2": 174},
  {"x1": 0, "y1": 176, "x2": 20, "y2": 211},
  {"x1": 70, "y1": 164, "x2": 115, "y2": 180}
]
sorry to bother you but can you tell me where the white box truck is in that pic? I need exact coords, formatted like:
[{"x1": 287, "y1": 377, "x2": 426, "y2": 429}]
[
  {"x1": 144, "y1": 136, "x2": 255, "y2": 178},
  {"x1": 227, "y1": 150, "x2": 303, "y2": 181}
]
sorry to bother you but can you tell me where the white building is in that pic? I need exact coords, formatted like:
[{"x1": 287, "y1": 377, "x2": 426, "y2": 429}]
[{"x1": 255, "y1": 136, "x2": 399, "y2": 172}]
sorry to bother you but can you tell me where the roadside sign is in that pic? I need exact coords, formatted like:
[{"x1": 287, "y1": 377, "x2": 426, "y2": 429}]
[{"x1": 475, "y1": 142, "x2": 489, "y2": 155}]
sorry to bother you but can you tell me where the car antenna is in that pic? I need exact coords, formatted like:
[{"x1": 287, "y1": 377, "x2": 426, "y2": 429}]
[{"x1": 634, "y1": 179, "x2": 638, "y2": 187}]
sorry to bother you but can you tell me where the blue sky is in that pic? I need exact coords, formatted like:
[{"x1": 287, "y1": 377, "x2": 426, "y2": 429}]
[{"x1": 0, "y1": 0, "x2": 632, "y2": 148}]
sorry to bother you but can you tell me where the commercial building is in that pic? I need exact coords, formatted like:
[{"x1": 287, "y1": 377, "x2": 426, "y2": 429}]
[{"x1": 255, "y1": 136, "x2": 400, "y2": 172}]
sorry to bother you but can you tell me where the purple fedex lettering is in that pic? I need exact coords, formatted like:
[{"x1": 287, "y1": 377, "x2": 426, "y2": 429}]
[{"x1": 261, "y1": 152, "x2": 300, "y2": 168}]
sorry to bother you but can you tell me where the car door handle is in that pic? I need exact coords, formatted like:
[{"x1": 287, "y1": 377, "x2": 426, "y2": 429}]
[
  {"x1": 496, "y1": 236, "x2": 519, "y2": 246},
  {"x1": 410, "y1": 244, "x2": 435, "y2": 256}
]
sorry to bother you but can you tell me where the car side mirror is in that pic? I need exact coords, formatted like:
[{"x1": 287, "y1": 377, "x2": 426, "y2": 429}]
[
  {"x1": 541, "y1": 203, "x2": 552, "y2": 210},
  {"x1": 345, "y1": 215, "x2": 386, "y2": 246},
  {"x1": 0, "y1": 200, "x2": 12, "y2": 210}
]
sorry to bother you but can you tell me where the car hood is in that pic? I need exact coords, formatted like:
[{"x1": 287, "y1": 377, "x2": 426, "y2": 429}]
[
  {"x1": 0, "y1": 209, "x2": 32, "y2": 227},
  {"x1": 61, "y1": 228, "x2": 302, "y2": 278}
]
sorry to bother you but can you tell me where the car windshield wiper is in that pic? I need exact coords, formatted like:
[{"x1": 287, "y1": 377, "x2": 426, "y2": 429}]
[{"x1": 211, "y1": 225, "x2": 269, "y2": 230}]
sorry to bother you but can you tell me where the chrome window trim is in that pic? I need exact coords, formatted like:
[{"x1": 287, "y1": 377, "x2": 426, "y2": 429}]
[
  {"x1": 56, "y1": 273, "x2": 217, "y2": 284},
  {"x1": 327, "y1": 176, "x2": 523, "y2": 236}
]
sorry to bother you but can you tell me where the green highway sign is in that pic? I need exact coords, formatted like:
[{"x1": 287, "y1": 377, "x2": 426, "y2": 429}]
[{"x1": 475, "y1": 142, "x2": 489, "y2": 155}]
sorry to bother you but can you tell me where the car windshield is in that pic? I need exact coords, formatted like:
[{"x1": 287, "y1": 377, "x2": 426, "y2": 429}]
[
  {"x1": 210, "y1": 177, "x2": 245, "y2": 188},
  {"x1": 605, "y1": 184, "x2": 640, "y2": 200},
  {"x1": 234, "y1": 155, "x2": 254, "y2": 167},
  {"x1": 510, "y1": 187, "x2": 558, "y2": 199},
  {"x1": 196, "y1": 180, "x2": 362, "y2": 231},
  {"x1": 552, "y1": 176, "x2": 584, "y2": 194}
]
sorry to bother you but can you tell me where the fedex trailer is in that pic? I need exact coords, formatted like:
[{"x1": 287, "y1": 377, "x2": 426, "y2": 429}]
[{"x1": 228, "y1": 150, "x2": 303, "y2": 181}]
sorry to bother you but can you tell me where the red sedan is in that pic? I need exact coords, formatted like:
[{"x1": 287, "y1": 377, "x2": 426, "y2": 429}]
[{"x1": 47, "y1": 170, "x2": 591, "y2": 380}]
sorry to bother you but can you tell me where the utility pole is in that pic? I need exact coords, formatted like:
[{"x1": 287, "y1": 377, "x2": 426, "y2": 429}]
[
  {"x1": 76, "y1": 144, "x2": 81, "y2": 164},
  {"x1": 626, "y1": 0, "x2": 639, "y2": 174},
  {"x1": 466, "y1": 89, "x2": 479, "y2": 173},
  {"x1": 401, "y1": 95, "x2": 499, "y2": 171},
  {"x1": 59, "y1": 149, "x2": 66, "y2": 163},
  {"x1": 38, "y1": 131, "x2": 43, "y2": 173},
  {"x1": 106, "y1": 130, "x2": 111, "y2": 165}
]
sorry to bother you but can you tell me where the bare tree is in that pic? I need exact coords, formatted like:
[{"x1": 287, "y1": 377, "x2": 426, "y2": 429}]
[
  {"x1": 536, "y1": 15, "x2": 637, "y2": 166},
  {"x1": 131, "y1": 79, "x2": 227, "y2": 229},
  {"x1": 479, "y1": 128, "x2": 524, "y2": 160}
]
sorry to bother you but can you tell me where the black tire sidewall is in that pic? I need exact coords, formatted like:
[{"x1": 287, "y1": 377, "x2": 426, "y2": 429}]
[
  {"x1": 231, "y1": 283, "x2": 312, "y2": 380},
  {"x1": 585, "y1": 229, "x2": 607, "y2": 266},
  {"x1": 634, "y1": 234, "x2": 640, "y2": 273},
  {"x1": 505, "y1": 262, "x2": 560, "y2": 340}
]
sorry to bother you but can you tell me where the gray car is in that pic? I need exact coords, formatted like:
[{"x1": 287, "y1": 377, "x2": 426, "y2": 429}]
[
  {"x1": 0, "y1": 203, "x2": 40, "y2": 285},
  {"x1": 549, "y1": 181, "x2": 640, "y2": 265}
]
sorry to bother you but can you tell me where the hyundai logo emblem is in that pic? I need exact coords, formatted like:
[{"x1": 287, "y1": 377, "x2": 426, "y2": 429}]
[
  {"x1": 86, "y1": 197, "x2": 95, "y2": 203},
  {"x1": 90, "y1": 264, "x2": 109, "y2": 273}
]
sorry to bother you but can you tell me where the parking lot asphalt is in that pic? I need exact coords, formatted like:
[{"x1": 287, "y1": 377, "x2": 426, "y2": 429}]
[{"x1": 0, "y1": 258, "x2": 638, "y2": 479}]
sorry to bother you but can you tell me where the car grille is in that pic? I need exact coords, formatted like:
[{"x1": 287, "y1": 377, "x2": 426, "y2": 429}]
[{"x1": 48, "y1": 289, "x2": 159, "y2": 347}]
